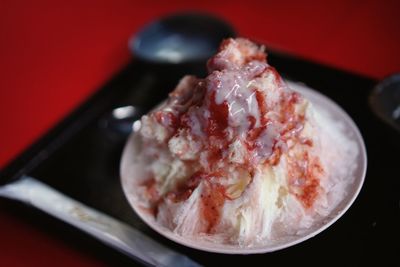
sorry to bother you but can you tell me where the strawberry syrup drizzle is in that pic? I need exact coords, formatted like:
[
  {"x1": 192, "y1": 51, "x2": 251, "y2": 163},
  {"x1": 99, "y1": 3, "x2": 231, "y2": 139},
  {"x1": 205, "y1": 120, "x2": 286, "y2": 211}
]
[
  {"x1": 205, "y1": 91, "x2": 229, "y2": 138},
  {"x1": 166, "y1": 171, "x2": 226, "y2": 232},
  {"x1": 288, "y1": 152, "x2": 324, "y2": 208}
]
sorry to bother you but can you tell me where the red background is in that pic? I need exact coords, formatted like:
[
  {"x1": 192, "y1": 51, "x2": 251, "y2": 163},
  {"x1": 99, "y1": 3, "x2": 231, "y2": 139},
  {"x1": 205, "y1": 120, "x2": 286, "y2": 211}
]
[{"x1": 0, "y1": 0, "x2": 399, "y2": 266}]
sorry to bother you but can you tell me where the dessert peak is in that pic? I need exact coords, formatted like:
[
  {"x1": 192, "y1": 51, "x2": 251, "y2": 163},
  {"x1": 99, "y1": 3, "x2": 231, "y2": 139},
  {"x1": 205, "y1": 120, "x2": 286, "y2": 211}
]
[{"x1": 207, "y1": 38, "x2": 267, "y2": 72}]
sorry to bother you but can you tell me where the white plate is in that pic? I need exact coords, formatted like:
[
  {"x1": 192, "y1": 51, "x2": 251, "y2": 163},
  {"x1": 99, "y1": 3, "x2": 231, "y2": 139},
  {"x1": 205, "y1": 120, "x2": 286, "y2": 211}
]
[{"x1": 120, "y1": 81, "x2": 367, "y2": 254}]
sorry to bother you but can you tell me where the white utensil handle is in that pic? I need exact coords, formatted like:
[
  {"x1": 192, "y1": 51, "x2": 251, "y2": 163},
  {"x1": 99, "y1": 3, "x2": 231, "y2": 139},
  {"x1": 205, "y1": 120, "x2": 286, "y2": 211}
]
[{"x1": 0, "y1": 176, "x2": 200, "y2": 267}]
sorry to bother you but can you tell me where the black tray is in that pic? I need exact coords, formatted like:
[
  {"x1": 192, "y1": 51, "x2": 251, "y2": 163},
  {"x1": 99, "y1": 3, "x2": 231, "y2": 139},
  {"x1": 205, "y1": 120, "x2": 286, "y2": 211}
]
[{"x1": 1, "y1": 51, "x2": 399, "y2": 266}]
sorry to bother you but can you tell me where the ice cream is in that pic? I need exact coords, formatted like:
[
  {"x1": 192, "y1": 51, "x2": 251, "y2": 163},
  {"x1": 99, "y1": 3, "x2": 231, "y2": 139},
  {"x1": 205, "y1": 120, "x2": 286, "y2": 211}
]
[{"x1": 122, "y1": 38, "x2": 359, "y2": 247}]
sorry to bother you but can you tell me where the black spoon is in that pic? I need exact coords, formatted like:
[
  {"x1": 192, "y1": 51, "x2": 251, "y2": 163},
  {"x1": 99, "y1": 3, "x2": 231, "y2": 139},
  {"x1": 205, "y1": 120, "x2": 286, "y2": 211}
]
[
  {"x1": 370, "y1": 74, "x2": 400, "y2": 133},
  {"x1": 129, "y1": 12, "x2": 235, "y2": 64},
  {"x1": 103, "y1": 13, "x2": 235, "y2": 136}
]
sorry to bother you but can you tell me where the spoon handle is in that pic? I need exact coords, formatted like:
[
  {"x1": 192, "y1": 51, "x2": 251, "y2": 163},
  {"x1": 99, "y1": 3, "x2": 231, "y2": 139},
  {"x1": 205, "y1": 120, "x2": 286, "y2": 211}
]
[{"x1": 0, "y1": 176, "x2": 201, "y2": 267}]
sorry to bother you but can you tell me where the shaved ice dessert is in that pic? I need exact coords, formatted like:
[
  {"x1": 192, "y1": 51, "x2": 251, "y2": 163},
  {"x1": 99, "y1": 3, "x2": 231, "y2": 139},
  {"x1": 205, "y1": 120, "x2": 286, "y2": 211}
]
[{"x1": 121, "y1": 38, "x2": 359, "y2": 247}]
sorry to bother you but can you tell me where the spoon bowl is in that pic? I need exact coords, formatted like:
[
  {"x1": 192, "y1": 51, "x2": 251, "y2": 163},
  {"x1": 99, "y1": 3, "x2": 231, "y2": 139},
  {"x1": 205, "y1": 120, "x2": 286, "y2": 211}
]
[
  {"x1": 129, "y1": 13, "x2": 235, "y2": 64},
  {"x1": 369, "y1": 74, "x2": 400, "y2": 133}
]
